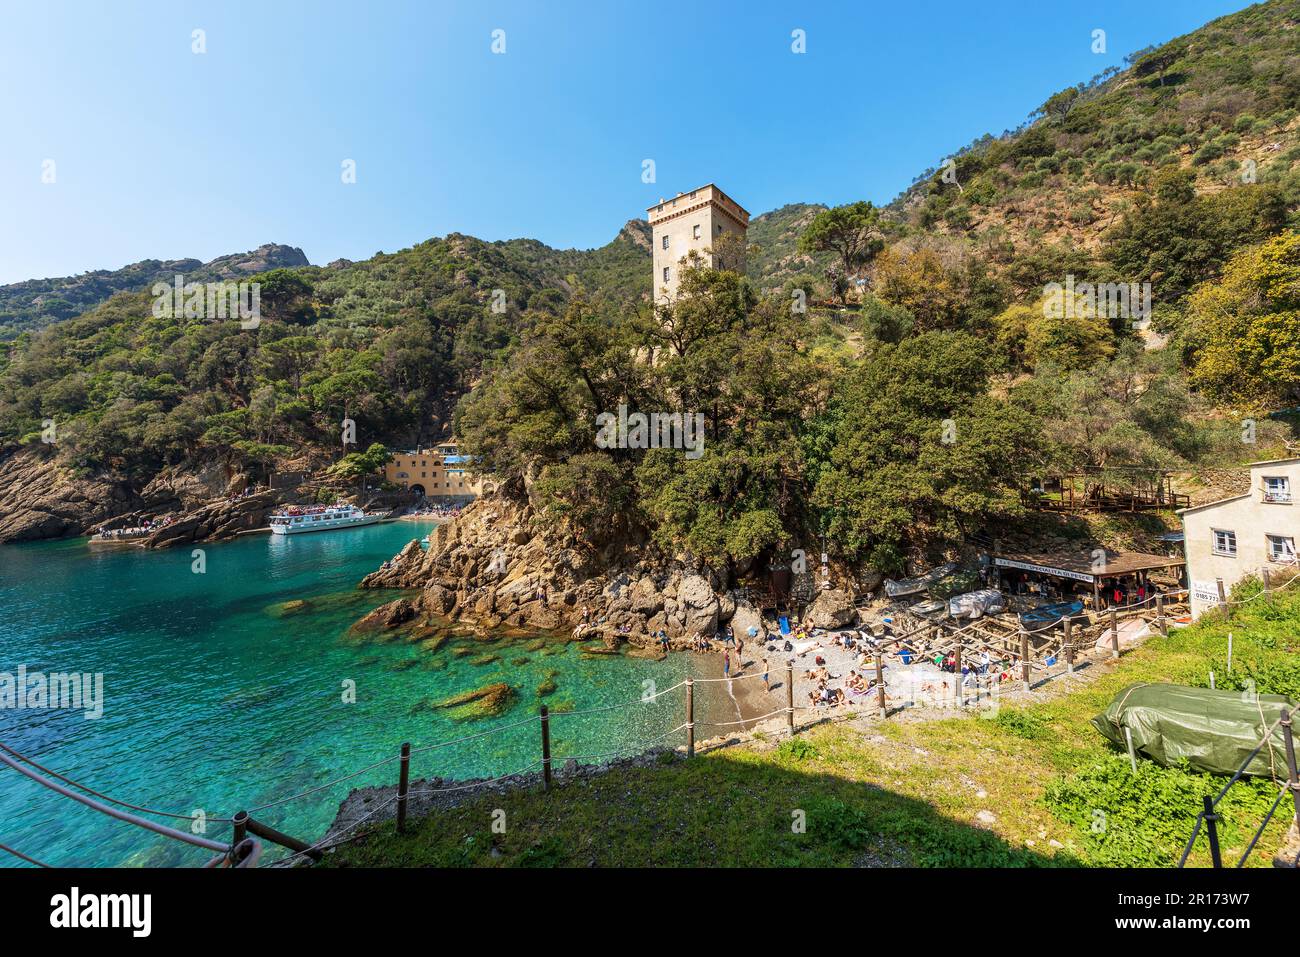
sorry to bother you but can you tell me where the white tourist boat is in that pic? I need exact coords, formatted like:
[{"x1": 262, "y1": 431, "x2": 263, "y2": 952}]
[{"x1": 269, "y1": 503, "x2": 381, "y2": 535}]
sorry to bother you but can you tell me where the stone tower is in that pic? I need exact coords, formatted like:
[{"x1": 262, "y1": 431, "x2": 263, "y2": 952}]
[{"x1": 647, "y1": 184, "x2": 750, "y2": 302}]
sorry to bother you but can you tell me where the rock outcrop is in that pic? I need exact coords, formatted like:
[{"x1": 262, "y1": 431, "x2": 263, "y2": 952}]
[
  {"x1": 804, "y1": 588, "x2": 859, "y2": 629},
  {"x1": 0, "y1": 448, "x2": 137, "y2": 543},
  {"x1": 139, "y1": 489, "x2": 282, "y2": 549},
  {"x1": 357, "y1": 491, "x2": 772, "y2": 651}
]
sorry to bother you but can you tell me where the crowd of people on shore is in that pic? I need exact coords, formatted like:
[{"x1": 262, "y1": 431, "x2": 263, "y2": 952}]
[
  {"x1": 94, "y1": 515, "x2": 176, "y2": 540},
  {"x1": 407, "y1": 500, "x2": 463, "y2": 518}
]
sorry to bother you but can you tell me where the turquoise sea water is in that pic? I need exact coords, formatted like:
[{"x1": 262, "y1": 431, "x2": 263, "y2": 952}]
[{"x1": 0, "y1": 522, "x2": 719, "y2": 867}]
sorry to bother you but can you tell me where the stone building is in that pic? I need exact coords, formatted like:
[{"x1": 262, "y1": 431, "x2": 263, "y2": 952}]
[
  {"x1": 1179, "y1": 457, "x2": 1300, "y2": 617},
  {"x1": 648, "y1": 184, "x2": 749, "y2": 301},
  {"x1": 384, "y1": 440, "x2": 492, "y2": 502}
]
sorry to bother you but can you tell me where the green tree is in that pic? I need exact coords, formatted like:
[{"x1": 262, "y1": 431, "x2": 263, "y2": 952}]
[{"x1": 797, "y1": 202, "x2": 884, "y2": 300}]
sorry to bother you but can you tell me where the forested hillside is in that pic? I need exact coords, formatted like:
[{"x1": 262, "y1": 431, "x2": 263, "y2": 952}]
[
  {"x1": 0, "y1": 227, "x2": 649, "y2": 481},
  {"x1": 0, "y1": 243, "x2": 310, "y2": 337}
]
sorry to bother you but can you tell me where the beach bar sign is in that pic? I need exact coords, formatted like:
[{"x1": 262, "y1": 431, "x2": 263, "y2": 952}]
[{"x1": 994, "y1": 557, "x2": 1094, "y2": 583}]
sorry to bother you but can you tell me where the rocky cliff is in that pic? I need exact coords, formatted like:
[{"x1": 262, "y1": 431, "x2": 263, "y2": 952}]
[
  {"x1": 0, "y1": 447, "x2": 138, "y2": 543},
  {"x1": 357, "y1": 490, "x2": 769, "y2": 650}
]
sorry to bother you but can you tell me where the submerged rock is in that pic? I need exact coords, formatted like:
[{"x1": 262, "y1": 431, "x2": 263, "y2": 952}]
[
  {"x1": 267, "y1": 598, "x2": 310, "y2": 618},
  {"x1": 350, "y1": 597, "x2": 418, "y2": 633},
  {"x1": 433, "y1": 682, "x2": 515, "y2": 721}
]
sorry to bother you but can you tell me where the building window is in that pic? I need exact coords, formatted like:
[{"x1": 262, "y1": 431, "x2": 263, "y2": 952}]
[
  {"x1": 693, "y1": 224, "x2": 701, "y2": 240},
  {"x1": 1212, "y1": 529, "x2": 1237, "y2": 557},
  {"x1": 1267, "y1": 534, "x2": 1296, "y2": 562},
  {"x1": 661, "y1": 235, "x2": 669, "y2": 250},
  {"x1": 663, "y1": 266, "x2": 670, "y2": 283},
  {"x1": 1263, "y1": 476, "x2": 1291, "y2": 503}
]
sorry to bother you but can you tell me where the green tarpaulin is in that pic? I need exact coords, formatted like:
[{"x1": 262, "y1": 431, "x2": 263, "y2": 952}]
[{"x1": 1092, "y1": 683, "x2": 1297, "y2": 777}]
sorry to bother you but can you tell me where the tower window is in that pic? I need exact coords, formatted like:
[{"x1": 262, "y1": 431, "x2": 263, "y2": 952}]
[
  {"x1": 693, "y1": 224, "x2": 701, "y2": 240},
  {"x1": 662, "y1": 235, "x2": 669, "y2": 249},
  {"x1": 662, "y1": 267, "x2": 670, "y2": 283}
]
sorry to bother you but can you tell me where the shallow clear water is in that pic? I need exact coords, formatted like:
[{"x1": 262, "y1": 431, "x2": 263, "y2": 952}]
[{"x1": 0, "y1": 522, "x2": 720, "y2": 867}]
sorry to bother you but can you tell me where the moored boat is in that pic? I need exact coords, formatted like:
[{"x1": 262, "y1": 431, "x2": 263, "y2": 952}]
[{"x1": 269, "y1": 503, "x2": 380, "y2": 535}]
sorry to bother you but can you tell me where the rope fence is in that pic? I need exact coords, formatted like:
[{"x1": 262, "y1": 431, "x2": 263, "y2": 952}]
[{"x1": 1177, "y1": 699, "x2": 1300, "y2": 868}]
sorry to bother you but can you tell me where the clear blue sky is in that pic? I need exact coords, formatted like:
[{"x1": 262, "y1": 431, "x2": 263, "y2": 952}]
[{"x1": 0, "y1": 0, "x2": 1252, "y2": 284}]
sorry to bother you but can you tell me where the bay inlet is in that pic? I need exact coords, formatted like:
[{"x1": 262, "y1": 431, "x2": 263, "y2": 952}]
[{"x1": 0, "y1": 521, "x2": 749, "y2": 867}]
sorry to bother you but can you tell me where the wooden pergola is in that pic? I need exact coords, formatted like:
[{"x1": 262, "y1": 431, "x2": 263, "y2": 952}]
[{"x1": 1027, "y1": 466, "x2": 1190, "y2": 513}]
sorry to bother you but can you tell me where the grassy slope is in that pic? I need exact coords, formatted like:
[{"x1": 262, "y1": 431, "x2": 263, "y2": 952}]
[{"x1": 326, "y1": 582, "x2": 1299, "y2": 868}]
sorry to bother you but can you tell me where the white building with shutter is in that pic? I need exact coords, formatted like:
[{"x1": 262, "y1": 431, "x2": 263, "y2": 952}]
[{"x1": 1179, "y1": 457, "x2": 1300, "y2": 618}]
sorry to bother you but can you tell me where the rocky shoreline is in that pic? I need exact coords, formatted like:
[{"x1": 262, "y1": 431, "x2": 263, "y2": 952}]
[
  {"x1": 0, "y1": 445, "x2": 412, "y2": 549},
  {"x1": 355, "y1": 487, "x2": 865, "y2": 653}
]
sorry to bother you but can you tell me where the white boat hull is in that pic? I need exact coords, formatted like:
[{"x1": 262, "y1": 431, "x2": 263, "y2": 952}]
[{"x1": 269, "y1": 514, "x2": 382, "y2": 535}]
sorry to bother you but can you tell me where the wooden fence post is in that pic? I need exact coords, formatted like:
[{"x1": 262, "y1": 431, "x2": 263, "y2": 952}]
[
  {"x1": 685, "y1": 678, "x2": 695, "y2": 758},
  {"x1": 1281, "y1": 707, "x2": 1300, "y2": 833},
  {"x1": 231, "y1": 810, "x2": 248, "y2": 863},
  {"x1": 1063, "y1": 618, "x2": 1075, "y2": 674},
  {"x1": 396, "y1": 742, "x2": 411, "y2": 834},
  {"x1": 786, "y1": 666, "x2": 795, "y2": 734},
  {"x1": 1110, "y1": 607, "x2": 1120, "y2": 659},
  {"x1": 540, "y1": 705, "x2": 552, "y2": 791},
  {"x1": 1019, "y1": 625, "x2": 1030, "y2": 691},
  {"x1": 1263, "y1": 568, "x2": 1272, "y2": 594},
  {"x1": 1217, "y1": 579, "x2": 1229, "y2": 619},
  {"x1": 875, "y1": 653, "x2": 887, "y2": 719},
  {"x1": 1156, "y1": 594, "x2": 1167, "y2": 637}
]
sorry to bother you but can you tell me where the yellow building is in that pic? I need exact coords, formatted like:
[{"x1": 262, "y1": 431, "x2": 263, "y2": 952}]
[
  {"x1": 648, "y1": 184, "x2": 749, "y2": 302},
  {"x1": 1179, "y1": 457, "x2": 1300, "y2": 617},
  {"x1": 384, "y1": 441, "x2": 492, "y2": 501}
]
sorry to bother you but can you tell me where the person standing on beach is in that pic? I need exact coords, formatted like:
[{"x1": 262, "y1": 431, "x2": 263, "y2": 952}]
[
  {"x1": 723, "y1": 648, "x2": 731, "y2": 678},
  {"x1": 762, "y1": 658, "x2": 769, "y2": 691}
]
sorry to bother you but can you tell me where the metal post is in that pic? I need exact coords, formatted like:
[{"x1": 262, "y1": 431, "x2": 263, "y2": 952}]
[
  {"x1": 786, "y1": 666, "x2": 795, "y2": 734},
  {"x1": 875, "y1": 653, "x2": 886, "y2": 718},
  {"x1": 954, "y1": 644, "x2": 963, "y2": 708},
  {"x1": 685, "y1": 678, "x2": 695, "y2": 758},
  {"x1": 1281, "y1": 707, "x2": 1300, "y2": 831},
  {"x1": 396, "y1": 742, "x2": 411, "y2": 834},
  {"x1": 1019, "y1": 626, "x2": 1030, "y2": 691},
  {"x1": 1202, "y1": 795, "x2": 1223, "y2": 868},
  {"x1": 1156, "y1": 594, "x2": 1166, "y2": 637},
  {"x1": 1110, "y1": 607, "x2": 1120, "y2": 659},
  {"x1": 540, "y1": 705, "x2": 551, "y2": 790}
]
